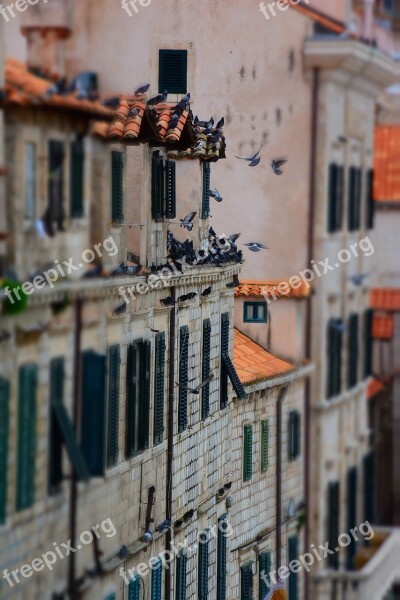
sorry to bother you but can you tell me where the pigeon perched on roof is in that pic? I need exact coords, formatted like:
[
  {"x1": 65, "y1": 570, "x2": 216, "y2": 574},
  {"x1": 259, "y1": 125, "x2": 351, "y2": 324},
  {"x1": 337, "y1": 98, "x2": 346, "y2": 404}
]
[
  {"x1": 209, "y1": 189, "x2": 223, "y2": 202},
  {"x1": 229, "y1": 233, "x2": 241, "y2": 244},
  {"x1": 181, "y1": 92, "x2": 191, "y2": 103},
  {"x1": 194, "y1": 139, "x2": 205, "y2": 151},
  {"x1": 216, "y1": 117, "x2": 225, "y2": 128},
  {"x1": 271, "y1": 159, "x2": 288, "y2": 175},
  {"x1": 235, "y1": 145, "x2": 263, "y2": 167},
  {"x1": 134, "y1": 83, "x2": 150, "y2": 95},
  {"x1": 167, "y1": 113, "x2": 179, "y2": 131},
  {"x1": 180, "y1": 211, "x2": 197, "y2": 231},
  {"x1": 202, "y1": 287, "x2": 212, "y2": 297},
  {"x1": 160, "y1": 296, "x2": 175, "y2": 307},
  {"x1": 102, "y1": 96, "x2": 121, "y2": 109},
  {"x1": 244, "y1": 242, "x2": 269, "y2": 252},
  {"x1": 148, "y1": 90, "x2": 168, "y2": 105},
  {"x1": 226, "y1": 274, "x2": 241, "y2": 288},
  {"x1": 128, "y1": 107, "x2": 139, "y2": 118}
]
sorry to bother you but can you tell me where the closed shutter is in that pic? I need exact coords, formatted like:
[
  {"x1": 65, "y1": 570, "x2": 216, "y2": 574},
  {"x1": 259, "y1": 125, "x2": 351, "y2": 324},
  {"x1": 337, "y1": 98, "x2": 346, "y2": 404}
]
[
  {"x1": 258, "y1": 552, "x2": 271, "y2": 600},
  {"x1": 0, "y1": 377, "x2": 10, "y2": 524},
  {"x1": 175, "y1": 549, "x2": 187, "y2": 600},
  {"x1": 128, "y1": 576, "x2": 140, "y2": 600},
  {"x1": 335, "y1": 321, "x2": 343, "y2": 395},
  {"x1": 288, "y1": 536, "x2": 298, "y2": 600},
  {"x1": 363, "y1": 452, "x2": 374, "y2": 523},
  {"x1": 202, "y1": 319, "x2": 211, "y2": 420},
  {"x1": 24, "y1": 142, "x2": 36, "y2": 219},
  {"x1": 151, "y1": 156, "x2": 164, "y2": 221},
  {"x1": 243, "y1": 425, "x2": 253, "y2": 482},
  {"x1": 165, "y1": 160, "x2": 176, "y2": 218},
  {"x1": 49, "y1": 358, "x2": 64, "y2": 493},
  {"x1": 158, "y1": 49, "x2": 187, "y2": 94},
  {"x1": 126, "y1": 343, "x2": 138, "y2": 457},
  {"x1": 217, "y1": 515, "x2": 228, "y2": 600},
  {"x1": 261, "y1": 420, "x2": 269, "y2": 472},
  {"x1": 151, "y1": 558, "x2": 162, "y2": 600},
  {"x1": 107, "y1": 345, "x2": 120, "y2": 467},
  {"x1": 70, "y1": 140, "x2": 84, "y2": 218},
  {"x1": 220, "y1": 313, "x2": 229, "y2": 408},
  {"x1": 335, "y1": 165, "x2": 344, "y2": 231},
  {"x1": 139, "y1": 341, "x2": 151, "y2": 451},
  {"x1": 327, "y1": 163, "x2": 338, "y2": 233},
  {"x1": 16, "y1": 364, "x2": 37, "y2": 511},
  {"x1": 327, "y1": 481, "x2": 340, "y2": 569},
  {"x1": 111, "y1": 151, "x2": 124, "y2": 223},
  {"x1": 348, "y1": 166, "x2": 361, "y2": 231},
  {"x1": 201, "y1": 162, "x2": 211, "y2": 219},
  {"x1": 364, "y1": 309, "x2": 373, "y2": 377},
  {"x1": 81, "y1": 351, "x2": 106, "y2": 476},
  {"x1": 366, "y1": 169, "x2": 374, "y2": 229},
  {"x1": 198, "y1": 538, "x2": 209, "y2": 600},
  {"x1": 154, "y1": 333, "x2": 165, "y2": 445},
  {"x1": 348, "y1": 314, "x2": 359, "y2": 389},
  {"x1": 240, "y1": 563, "x2": 253, "y2": 600},
  {"x1": 346, "y1": 466, "x2": 357, "y2": 570},
  {"x1": 355, "y1": 168, "x2": 362, "y2": 229},
  {"x1": 328, "y1": 320, "x2": 342, "y2": 398},
  {"x1": 288, "y1": 411, "x2": 298, "y2": 461},
  {"x1": 178, "y1": 326, "x2": 189, "y2": 433}
]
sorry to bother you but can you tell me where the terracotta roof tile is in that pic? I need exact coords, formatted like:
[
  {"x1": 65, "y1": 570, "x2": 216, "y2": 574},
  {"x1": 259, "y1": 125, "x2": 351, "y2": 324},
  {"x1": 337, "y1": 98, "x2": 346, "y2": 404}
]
[
  {"x1": 234, "y1": 279, "x2": 310, "y2": 300},
  {"x1": 367, "y1": 377, "x2": 385, "y2": 399},
  {"x1": 288, "y1": 1, "x2": 346, "y2": 34},
  {"x1": 372, "y1": 313, "x2": 393, "y2": 340},
  {"x1": 370, "y1": 288, "x2": 400, "y2": 311},
  {"x1": 233, "y1": 328, "x2": 295, "y2": 385},
  {"x1": 373, "y1": 126, "x2": 400, "y2": 202}
]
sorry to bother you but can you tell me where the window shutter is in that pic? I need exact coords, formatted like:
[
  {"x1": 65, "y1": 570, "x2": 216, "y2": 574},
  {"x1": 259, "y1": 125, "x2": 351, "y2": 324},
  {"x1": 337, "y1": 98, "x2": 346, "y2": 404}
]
[
  {"x1": 259, "y1": 553, "x2": 271, "y2": 600},
  {"x1": 348, "y1": 166, "x2": 361, "y2": 231},
  {"x1": 139, "y1": 341, "x2": 151, "y2": 451},
  {"x1": 201, "y1": 162, "x2": 211, "y2": 219},
  {"x1": 126, "y1": 343, "x2": 138, "y2": 457},
  {"x1": 346, "y1": 466, "x2": 357, "y2": 570},
  {"x1": 178, "y1": 326, "x2": 189, "y2": 433},
  {"x1": 151, "y1": 558, "x2": 162, "y2": 600},
  {"x1": 261, "y1": 419, "x2": 269, "y2": 472},
  {"x1": 0, "y1": 377, "x2": 10, "y2": 524},
  {"x1": 364, "y1": 308, "x2": 373, "y2": 377},
  {"x1": 128, "y1": 576, "x2": 140, "y2": 600},
  {"x1": 47, "y1": 140, "x2": 65, "y2": 232},
  {"x1": 154, "y1": 333, "x2": 165, "y2": 445},
  {"x1": 24, "y1": 142, "x2": 36, "y2": 220},
  {"x1": 151, "y1": 156, "x2": 164, "y2": 221},
  {"x1": 327, "y1": 321, "x2": 336, "y2": 399},
  {"x1": 158, "y1": 49, "x2": 187, "y2": 94},
  {"x1": 366, "y1": 169, "x2": 374, "y2": 229},
  {"x1": 289, "y1": 411, "x2": 300, "y2": 461},
  {"x1": 175, "y1": 549, "x2": 187, "y2": 600},
  {"x1": 220, "y1": 313, "x2": 229, "y2": 409},
  {"x1": 70, "y1": 140, "x2": 84, "y2": 218},
  {"x1": 335, "y1": 321, "x2": 343, "y2": 395},
  {"x1": 16, "y1": 364, "x2": 37, "y2": 511},
  {"x1": 49, "y1": 358, "x2": 64, "y2": 493},
  {"x1": 223, "y1": 355, "x2": 246, "y2": 399},
  {"x1": 217, "y1": 516, "x2": 228, "y2": 600},
  {"x1": 355, "y1": 168, "x2": 362, "y2": 229},
  {"x1": 335, "y1": 165, "x2": 344, "y2": 231},
  {"x1": 111, "y1": 151, "x2": 124, "y2": 223},
  {"x1": 240, "y1": 563, "x2": 253, "y2": 600},
  {"x1": 288, "y1": 536, "x2": 298, "y2": 600},
  {"x1": 107, "y1": 345, "x2": 120, "y2": 467},
  {"x1": 327, "y1": 163, "x2": 338, "y2": 233},
  {"x1": 198, "y1": 538, "x2": 209, "y2": 600},
  {"x1": 104, "y1": 594, "x2": 116, "y2": 600},
  {"x1": 165, "y1": 160, "x2": 176, "y2": 219},
  {"x1": 327, "y1": 481, "x2": 340, "y2": 569},
  {"x1": 201, "y1": 319, "x2": 211, "y2": 420},
  {"x1": 348, "y1": 314, "x2": 359, "y2": 389},
  {"x1": 363, "y1": 452, "x2": 374, "y2": 523},
  {"x1": 243, "y1": 425, "x2": 253, "y2": 482},
  {"x1": 81, "y1": 351, "x2": 106, "y2": 476}
]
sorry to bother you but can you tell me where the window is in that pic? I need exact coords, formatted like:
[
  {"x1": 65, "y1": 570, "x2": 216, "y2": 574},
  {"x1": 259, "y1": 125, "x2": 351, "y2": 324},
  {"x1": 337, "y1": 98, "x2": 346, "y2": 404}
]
[
  {"x1": 217, "y1": 515, "x2": 228, "y2": 600},
  {"x1": 327, "y1": 163, "x2": 343, "y2": 233},
  {"x1": 198, "y1": 535, "x2": 209, "y2": 600},
  {"x1": 201, "y1": 162, "x2": 211, "y2": 219},
  {"x1": 347, "y1": 166, "x2": 361, "y2": 231},
  {"x1": 201, "y1": 319, "x2": 211, "y2": 420},
  {"x1": 159, "y1": 49, "x2": 187, "y2": 94},
  {"x1": 260, "y1": 419, "x2": 269, "y2": 472},
  {"x1": 243, "y1": 425, "x2": 253, "y2": 482},
  {"x1": 24, "y1": 142, "x2": 36, "y2": 220},
  {"x1": 81, "y1": 351, "x2": 106, "y2": 476},
  {"x1": 178, "y1": 326, "x2": 189, "y2": 433},
  {"x1": 258, "y1": 553, "x2": 271, "y2": 600},
  {"x1": 70, "y1": 140, "x2": 84, "y2": 218},
  {"x1": 240, "y1": 563, "x2": 253, "y2": 600},
  {"x1": 0, "y1": 377, "x2": 9, "y2": 524},
  {"x1": 288, "y1": 537, "x2": 298, "y2": 599},
  {"x1": 175, "y1": 549, "x2": 187, "y2": 600},
  {"x1": 243, "y1": 302, "x2": 267, "y2": 323},
  {"x1": 111, "y1": 151, "x2": 124, "y2": 223},
  {"x1": 153, "y1": 333, "x2": 165, "y2": 445},
  {"x1": 363, "y1": 452, "x2": 374, "y2": 523},
  {"x1": 327, "y1": 481, "x2": 340, "y2": 569},
  {"x1": 151, "y1": 154, "x2": 176, "y2": 221},
  {"x1": 346, "y1": 467, "x2": 357, "y2": 570},
  {"x1": 366, "y1": 169, "x2": 374, "y2": 229},
  {"x1": 151, "y1": 558, "x2": 162, "y2": 600},
  {"x1": 44, "y1": 140, "x2": 65, "y2": 236},
  {"x1": 348, "y1": 314, "x2": 359, "y2": 389},
  {"x1": 48, "y1": 358, "x2": 64, "y2": 494},
  {"x1": 128, "y1": 575, "x2": 140, "y2": 600},
  {"x1": 364, "y1": 308, "x2": 373, "y2": 378},
  {"x1": 107, "y1": 345, "x2": 120, "y2": 467},
  {"x1": 288, "y1": 411, "x2": 300, "y2": 461},
  {"x1": 126, "y1": 341, "x2": 151, "y2": 456},
  {"x1": 16, "y1": 364, "x2": 37, "y2": 511},
  {"x1": 327, "y1": 319, "x2": 343, "y2": 399}
]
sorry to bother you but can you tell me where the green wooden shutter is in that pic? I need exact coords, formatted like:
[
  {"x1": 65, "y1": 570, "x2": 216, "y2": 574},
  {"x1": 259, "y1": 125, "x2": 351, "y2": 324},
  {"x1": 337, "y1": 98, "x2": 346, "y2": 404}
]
[
  {"x1": 178, "y1": 326, "x2": 189, "y2": 433},
  {"x1": 348, "y1": 314, "x2": 359, "y2": 389},
  {"x1": 165, "y1": 160, "x2": 176, "y2": 219},
  {"x1": 201, "y1": 162, "x2": 211, "y2": 219},
  {"x1": 327, "y1": 163, "x2": 338, "y2": 233},
  {"x1": 364, "y1": 308, "x2": 373, "y2": 378},
  {"x1": 363, "y1": 452, "x2": 374, "y2": 523},
  {"x1": 49, "y1": 358, "x2": 64, "y2": 493},
  {"x1": 217, "y1": 515, "x2": 228, "y2": 600},
  {"x1": 16, "y1": 364, "x2": 37, "y2": 511},
  {"x1": 128, "y1": 576, "x2": 140, "y2": 600},
  {"x1": 261, "y1": 419, "x2": 269, "y2": 473},
  {"x1": 151, "y1": 156, "x2": 164, "y2": 221},
  {"x1": 154, "y1": 333, "x2": 165, "y2": 445},
  {"x1": 202, "y1": 319, "x2": 211, "y2": 420},
  {"x1": 0, "y1": 377, "x2": 10, "y2": 524},
  {"x1": 327, "y1": 481, "x2": 340, "y2": 569},
  {"x1": 138, "y1": 340, "x2": 151, "y2": 451},
  {"x1": 346, "y1": 466, "x2": 357, "y2": 570},
  {"x1": 126, "y1": 343, "x2": 138, "y2": 457},
  {"x1": 198, "y1": 538, "x2": 209, "y2": 600},
  {"x1": 366, "y1": 169, "x2": 374, "y2": 229},
  {"x1": 288, "y1": 536, "x2": 298, "y2": 600},
  {"x1": 289, "y1": 411, "x2": 301, "y2": 461},
  {"x1": 70, "y1": 140, "x2": 84, "y2": 218},
  {"x1": 220, "y1": 313, "x2": 229, "y2": 409},
  {"x1": 81, "y1": 351, "x2": 106, "y2": 476},
  {"x1": 175, "y1": 549, "x2": 187, "y2": 600},
  {"x1": 111, "y1": 151, "x2": 124, "y2": 223},
  {"x1": 240, "y1": 563, "x2": 253, "y2": 600},
  {"x1": 159, "y1": 49, "x2": 187, "y2": 94},
  {"x1": 258, "y1": 552, "x2": 271, "y2": 600},
  {"x1": 107, "y1": 345, "x2": 120, "y2": 467},
  {"x1": 151, "y1": 558, "x2": 162, "y2": 600},
  {"x1": 243, "y1": 425, "x2": 253, "y2": 482}
]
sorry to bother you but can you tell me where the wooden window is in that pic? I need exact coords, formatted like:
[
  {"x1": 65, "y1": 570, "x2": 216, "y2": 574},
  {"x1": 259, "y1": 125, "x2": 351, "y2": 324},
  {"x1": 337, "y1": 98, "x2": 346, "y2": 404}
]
[
  {"x1": 260, "y1": 419, "x2": 269, "y2": 472},
  {"x1": 348, "y1": 314, "x2": 359, "y2": 389},
  {"x1": 126, "y1": 341, "x2": 151, "y2": 456},
  {"x1": 243, "y1": 425, "x2": 253, "y2": 482},
  {"x1": 198, "y1": 535, "x2": 209, "y2": 600},
  {"x1": 217, "y1": 515, "x2": 228, "y2": 600},
  {"x1": 70, "y1": 140, "x2": 84, "y2": 218},
  {"x1": 16, "y1": 364, "x2": 37, "y2": 511},
  {"x1": 81, "y1": 351, "x2": 106, "y2": 476},
  {"x1": 327, "y1": 481, "x2": 340, "y2": 569},
  {"x1": 288, "y1": 411, "x2": 300, "y2": 461},
  {"x1": 107, "y1": 345, "x2": 120, "y2": 467},
  {"x1": 153, "y1": 333, "x2": 165, "y2": 445},
  {"x1": 24, "y1": 142, "x2": 36, "y2": 220},
  {"x1": 201, "y1": 319, "x2": 211, "y2": 420},
  {"x1": 178, "y1": 326, "x2": 189, "y2": 433},
  {"x1": 201, "y1": 162, "x2": 211, "y2": 219},
  {"x1": 240, "y1": 563, "x2": 253, "y2": 600},
  {"x1": 159, "y1": 49, "x2": 187, "y2": 94},
  {"x1": 243, "y1": 302, "x2": 267, "y2": 323},
  {"x1": 111, "y1": 151, "x2": 124, "y2": 223}
]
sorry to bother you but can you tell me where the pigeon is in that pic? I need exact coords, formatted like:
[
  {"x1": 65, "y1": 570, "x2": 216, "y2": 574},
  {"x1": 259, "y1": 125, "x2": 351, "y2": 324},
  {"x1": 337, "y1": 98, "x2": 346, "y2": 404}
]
[
  {"x1": 348, "y1": 273, "x2": 369, "y2": 286},
  {"x1": 118, "y1": 546, "x2": 128, "y2": 560},
  {"x1": 160, "y1": 296, "x2": 175, "y2": 307},
  {"x1": 148, "y1": 90, "x2": 168, "y2": 105},
  {"x1": 180, "y1": 92, "x2": 191, "y2": 104},
  {"x1": 193, "y1": 139, "x2": 205, "y2": 151},
  {"x1": 229, "y1": 233, "x2": 241, "y2": 244},
  {"x1": 202, "y1": 287, "x2": 212, "y2": 297},
  {"x1": 271, "y1": 159, "x2": 288, "y2": 175},
  {"x1": 178, "y1": 292, "x2": 197, "y2": 302},
  {"x1": 235, "y1": 145, "x2": 263, "y2": 167},
  {"x1": 128, "y1": 107, "x2": 139, "y2": 118},
  {"x1": 82, "y1": 264, "x2": 103, "y2": 279},
  {"x1": 215, "y1": 117, "x2": 225, "y2": 129},
  {"x1": 244, "y1": 242, "x2": 269, "y2": 252},
  {"x1": 167, "y1": 113, "x2": 179, "y2": 131},
  {"x1": 134, "y1": 83, "x2": 150, "y2": 95},
  {"x1": 226, "y1": 274, "x2": 240, "y2": 288},
  {"x1": 176, "y1": 373, "x2": 215, "y2": 394},
  {"x1": 180, "y1": 211, "x2": 196, "y2": 231},
  {"x1": 102, "y1": 96, "x2": 121, "y2": 109},
  {"x1": 209, "y1": 189, "x2": 223, "y2": 202},
  {"x1": 150, "y1": 108, "x2": 158, "y2": 119},
  {"x1": 113, "y1": 302, "x2": 126, "y2": 316},
  {"x1": 330, "y1": 321, "x2": 346, "y2": 333}
]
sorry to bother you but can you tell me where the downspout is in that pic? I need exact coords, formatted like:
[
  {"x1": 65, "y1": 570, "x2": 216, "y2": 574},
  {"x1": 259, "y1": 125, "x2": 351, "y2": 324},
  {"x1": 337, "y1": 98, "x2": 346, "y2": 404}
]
[
  {"x1": 304, "y1": 67, "x2": 319, "y2": 600},
  {"x1": 165, "y1": 286, "x2": 176, "y2": 600},
  {"x1": 276, "y1": 384, "x2": 289, "y2": 569}
]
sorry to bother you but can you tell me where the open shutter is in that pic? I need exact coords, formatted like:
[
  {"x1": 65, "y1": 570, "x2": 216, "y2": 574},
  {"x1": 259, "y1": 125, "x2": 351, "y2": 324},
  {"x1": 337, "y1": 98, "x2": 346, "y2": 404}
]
[
  {"x1": 107, "y1": 345, "x2": 120, "y2": 467},
  {"x1": 288, "y1": 536, "x2": 298, "y2": 600},
  {"x1": 364, "y1": 308, "x2": 373, "y2": 377},
  {"x1": 366, "y1": 169, "x2": 374, "y2": 229},
  {"x1": 175, "y1": 550, "x2": 187, "y2": 600},
  {"x1": 259, "y1": 553, "x2": 271, "y2": 600},
  {"x1": 70, "y1": 140, "x2": 84, "y2": 218},
  {"x1": 81, "y1": 351, "x2": 106, "y2": 476},
  {"x1": 201, "y1": 162, "x2": 211, "y2": 219},
  {"x1": 327, "y1": 481, "x2": 340, "y2": 569},
  {"x1": 202, "y1": 319, "x2": 211, "y2": 420},
  {"x1": 243, "y1": 425, "x2": 253, "y2": 482},
  {"x1": 151, "y1": 156, "x2": 164, "y2": 221},
  {"x1": 49, "y1": 358, "x2": 64, "y2": 493},
  {"x1": 139, "y1": 341, "x2": 151, "y2": 451},
  {"x1": 223, "y1": 355, "x2": 246, "y2": 399},
  {"x1": 151, "y1": 558, "x2": 162, "y2": 600},
  {"x1": 154, "y1": 333, "x2": 165, "y2": 445},
  {"x1": 346, "y1": 466, "x2": 357, "y2": 570},
  {"x1": 0, "y1": 377, "x2": 9, "y2": 524},
  {"x1": 240, "y1": 563, "x2": 253, "y2": 600},
  {"x1": 128, "y1": 576, "x2": 140, "y2": 600},
  {"x1": 198, "y1": 538, "x2": 209, "y2": 600},
  {"x1": 111, "y1": 151, "x2": 124, "y2": 223},
  {"x1": 126, "y1": 343, "x2": 138, "y2": 457},
  {"x1": 178, "y1": 326, "x2": 189, "y2": 433},
  {"x1": 261, "y1": 419, "x2": 269, "y2": 472},
  {"x1": 165, "y1": 160, "x2": 176, "y2": 218},
  {"x1": 327, "y1": 163, "x2": 338, "y2": 233},
  {"x1": 158, "y1": 49, "x2": 187, "y2": 94},
  {"x1": 348, "y1": 314, "x2": 359, "y2": 389},
  {"x1": 217, "y1": 515, "x2": 228, "y2": 600},
  {"x1": 363, "y1": 452, "x2": 374, "y2": 523},
  {"x1": 16, "y1": 364, "x2": 37, "y2": 511},
  {"x1": 220, "y1": 313, "x2": 229, "y2": 408}
]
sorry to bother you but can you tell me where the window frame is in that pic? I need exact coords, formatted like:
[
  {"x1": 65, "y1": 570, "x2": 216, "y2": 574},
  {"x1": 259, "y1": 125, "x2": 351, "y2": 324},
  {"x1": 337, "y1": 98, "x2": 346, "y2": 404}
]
[{"x1": 243, "y1": 302, "x2": 267, "y2": 324}]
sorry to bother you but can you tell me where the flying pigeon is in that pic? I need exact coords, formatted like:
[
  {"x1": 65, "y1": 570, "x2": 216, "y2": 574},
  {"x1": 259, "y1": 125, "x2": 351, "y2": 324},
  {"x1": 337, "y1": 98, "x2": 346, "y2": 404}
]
[
  {"x1": 180, "y1": 211, "x2": 196, "y2": 231},
  {"x1": 271, "y1": 159, "x2": 288, "y2": 175},
  {"x1": 244, "y1": 242, "x2": 269, "y2": 252},
  {"x1": 113, "y1": 302, "x2": 126, "y2": 316},
  {"x1": 148, "y1": 90, "x2": 168, "y2": 105},
  {"x1": 209, "y1": 189, "x2": 223, "y2": 202},
  {"x1": 235, "y1": 145, "x2": 263, "y2": 167},
  {"x1": 134, "y1": 83, "x2": 150, "y2": 95},
  {"x1": 176, "y1": 373, "x2": 215, "y2": 394}
]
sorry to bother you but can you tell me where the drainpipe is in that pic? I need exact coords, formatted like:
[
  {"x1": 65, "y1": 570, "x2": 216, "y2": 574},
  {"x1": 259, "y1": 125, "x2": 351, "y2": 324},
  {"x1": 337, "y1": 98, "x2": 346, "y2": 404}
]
[
  {"x1": 165, "y1": 286, "x2": 176, "y2": 600},
  {"x1": 304, "y1": 66, "x2": 319, "y2": 600},
  {"x1": 276, "y1": 385, "x2": 289, "y2": 569}
]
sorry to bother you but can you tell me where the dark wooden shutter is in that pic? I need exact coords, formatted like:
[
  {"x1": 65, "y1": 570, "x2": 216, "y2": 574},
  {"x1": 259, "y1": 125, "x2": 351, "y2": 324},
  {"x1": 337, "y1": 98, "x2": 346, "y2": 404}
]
[
  {"x1": 364, "y1": 308, "x2": 373, "y2": 377},
  {"x1": 128, "y1": 576, "x2": 140, "y2": 600},
  {"x1": 178, "y1": 326, "x2": 189, "y2": 433},
  {"x1": 151, "y1": 559, "x2": 162, "y2": 600},
  {"x1": 259, "y1": 552, "x2": 271, "y2": 600},
  {"x1": 217, "y1": 516, "x2": 228, "y2": 600},
  {"x1": 335, "y1": 321, "x2": 343, "y2": 395},
  {"x1": 327, "y1": 163, "x2": 338, "y2": 233},
  {"x1": 175, "y1": 549, "x2": 187, "y2": 600},
  {"x1": 327, "y1": 481, "x2": 340, "y2": 569},
  {"x1": 366, "y1": 169, "x2": 374, "y2": 229},
  {"x1": 201, "y1": 319, "x2": 211, "y2": 420},
  {"x1": 201, "y1": 162, "x2": 211, "y2": 219},
  {"x1": 107, "y1": 345, "x2": 120, "y2": 467},
  {"x1": 81, "y1": 351, "x2": 106, "y2": 476},
  {"x1": 151, "y1": 156, "x2": 164, "y2": 221},
  {"x1": 348, "y1": 314, "x2": 359, "y2": 389},
  {"x1": 243, "y1": 425, "x2": 253, "y2": 482},
  {"x1": 335, "y1": 165, "x2": 344, "y2": 231},
  {"x1": 154, "y1": 333, "x2": 165, "y2": 445},
  {"x1": 126, "y1": 343, "x2": 138, "y2": 457},
  {"x1": 220, "y1": 313, "x2": 229, "y2": 408},
  {"x1": 240, "y1": 563, "x2": 253, "y2": 600},
  {"x1": 70, "y1": 140, "x2": 84, "y2": 218},
  {"x1": 261, "y1": 419, "x2": 269, "y2": 472},
  {"x1": 0, "y1": 377, "x2": 10, "y2": 524},
  {"x1": 49, "y1": 358, "x2": 64, "y2": 493},
  {"x1": 288, "y1": 536, "x2": 298, "y2": 600},
  {"x1": 165, "y1": 160, "x2": 176, "y2": 219},
  {"x1": 346, "y1": 466, "x2": 357, "y2": 570},
  {"x1": 363, "y1": 451, "x2": 374, "y2": 523},
  {"x1": 158, "y1": 49, "x2": 187, "y2": 94},
  {"x1": 198, "y1": 538, "x2": 209, "y2": 600},
  {"x1": 289, "y1": 411, "x2": 300, "y2": 461},
  {"x1": 48, "y1": 140, "x2": 65, "y2": 223},
  {"x1": 348, "y1": 166, "x2": 361, "y2": 231},
  {"x1": 111, "y1": 151, "x2": 124, "y2": 223},
  {"x1": 16, "y1": 364, "x2": 37, "y2": 511},
  {"x1": 223, "y1": 355, "x2": 246, "y2": 399},
  {"x1": 327, "y1": 320, "x2": 342, "y2": 398},
  {"x1": 139, "y1": 341, "x2": 151, "y2": 451}
]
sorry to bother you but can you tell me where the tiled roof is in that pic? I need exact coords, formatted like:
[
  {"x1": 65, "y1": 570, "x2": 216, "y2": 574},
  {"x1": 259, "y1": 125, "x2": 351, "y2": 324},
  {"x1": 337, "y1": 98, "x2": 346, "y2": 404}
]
[
  {"x1": 373, "y1": 126, "x2": 400, "y2": 202},
  {"x1": 3, "y1": 58, "x2": 111, "y2": 119},
  {"x1": 234, "y1": 279, "x2": 310, "y2": 300},
  {"x1": 372, "y1": 313, "x2": 393, "y2": 340},
  {"x1": 367, "y1": 377, "x2": 385, "y2": 399},
  {"x1": 370, "y1": 288, "x2": 400, "y2": 311},
  {"x1": 288, "y1": 1, "x2": 346, "y2": 34},
  {"x1": 233, "y1": 328, "x2": 295, "y2": 386}
]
